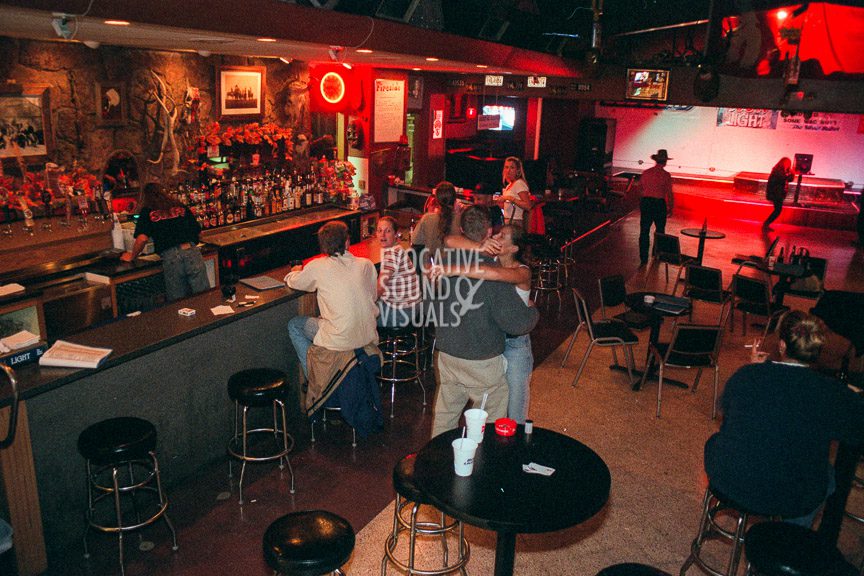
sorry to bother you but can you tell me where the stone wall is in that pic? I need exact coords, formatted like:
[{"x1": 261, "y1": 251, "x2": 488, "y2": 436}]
[{"x1": 0, "y1": 37, "x2": 311, "y2": 182}]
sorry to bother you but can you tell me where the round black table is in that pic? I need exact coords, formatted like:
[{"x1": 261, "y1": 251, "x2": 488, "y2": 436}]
[
  {"x1": 412, "y1": 426, "x2": 611, "y2": 576},
  {"x1": 680, "y1": 228, "x2": 726, "y2": 265}
]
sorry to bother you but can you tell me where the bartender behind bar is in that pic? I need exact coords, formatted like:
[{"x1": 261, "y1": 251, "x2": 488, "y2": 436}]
[{"x1": 121, "y1": 182, "x2": 210, "y2": 301}]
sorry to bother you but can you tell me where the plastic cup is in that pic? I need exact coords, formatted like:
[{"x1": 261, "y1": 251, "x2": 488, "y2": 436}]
[
  {"x1": 644, "y1": 295, "x2": 656, "y2": 305},
  {"x1": 464, "y1": 409, "x2": 488, "y2": 443},
  {"x1": 452, "y1": 437, "x2": 478, "y2": 477}
]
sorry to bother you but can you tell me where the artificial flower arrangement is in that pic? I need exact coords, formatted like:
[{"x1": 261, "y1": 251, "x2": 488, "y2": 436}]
[
  {"x1": 195, "y1": 122, "x2": 294, "y2": 154},
  {"x1": 0, "y1": 166, "x2": 99, "y2": 210},
  {"x1": 316, "y1": 157, "x2": 357, "y2": 199}
]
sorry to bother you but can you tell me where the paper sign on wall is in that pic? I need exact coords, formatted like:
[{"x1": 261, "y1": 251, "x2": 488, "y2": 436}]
[
  {"x1": 432, "y1": 109, "x2": 443, "y2": 139},
  {"x1": 527, "y1": 76, "x2": 546, "y2": 88},
  {"x1": 374, "y1": 78, "x2": 405, "y2": 143},
  {"x1": 477, "y1": 114, "x2": 501, "y2": 131},
  {"x1": 485, "y1": 75, "x2": 504, "y2": 87}
]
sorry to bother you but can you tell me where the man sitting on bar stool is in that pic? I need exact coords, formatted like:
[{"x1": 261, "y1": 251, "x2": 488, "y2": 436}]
[{"x1": 285, "y1": 221, "x2": 379, "y2": 378}]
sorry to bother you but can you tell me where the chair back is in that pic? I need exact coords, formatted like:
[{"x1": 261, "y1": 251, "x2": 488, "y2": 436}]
[
  {"x1": 598, "y1": 274, "x2": 627, "y2": 314},
  {"x1": 685, "y1": 265, "x2": 722, "y2": 293},
  {"x1": 731, "y1": 274, "x2": 771, "y2": 311},
  {"x1": 572, "y1": 288, "x2": 598, "y2": 339},
  {"x1": 665, "y1": 324, "x2": 722, "y2": 365},
  {"x1": 764, "y1": 236, "x2": 780, "y2": 259},
  {"x1": 654, "y1": 233, "x2": 683, "y2": 264}
]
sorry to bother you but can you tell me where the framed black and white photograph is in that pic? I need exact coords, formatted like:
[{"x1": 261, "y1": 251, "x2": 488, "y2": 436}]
[
  {"x1": 217, "y1": 65, "x2": 266, "y2": 120},
  {"x1": 0, "y1": 89, "x2": 53, "y2": 159}
]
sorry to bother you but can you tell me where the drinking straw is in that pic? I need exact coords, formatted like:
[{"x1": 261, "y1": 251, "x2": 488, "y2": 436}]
[
  {"x1": 480, "y1": 392, "x2": 489, "y2": 412},
  {"x1": 461, "y1": 426, "x2": 467, "y2": 448}
]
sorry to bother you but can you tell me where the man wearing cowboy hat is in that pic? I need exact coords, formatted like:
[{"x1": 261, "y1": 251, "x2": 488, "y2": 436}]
[{"x1": 638, "y1": 149, "x2": 675, "y2": 266}]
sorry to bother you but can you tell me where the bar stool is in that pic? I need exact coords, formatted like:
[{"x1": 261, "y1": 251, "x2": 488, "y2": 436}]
[
  {"x1": 227, "y1": 368, "x2": 295, "y2": 505},
  {"x1": 377, "y1": 326, "x2": 426, "y2": 418},
  {"x1": 744, "y1": 522, "x2": 856, "y2": 576},
  {"x1": 311, "y1": 405, "x2": 357, "y2": 447},
  {"x1": 680, "y1": 485, "x2": 768, "y2": 576},
  {"x1": 263, "y1": 510, "x2": 355, "y2": 575},
  {"x1": 382, "y1": 453, "x2": 470, "y2": 576},
  {"x1": 78, "y1": 416, "x2": 178, "y2": 576}
]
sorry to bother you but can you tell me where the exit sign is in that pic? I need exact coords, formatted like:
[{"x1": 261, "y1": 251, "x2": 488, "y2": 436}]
[
  {"x1": 527, "y1": 76, "x2": 546, "y2": 88},
  {"x1": 485, "y1": 75, "x2": 504, "y2": 87}
]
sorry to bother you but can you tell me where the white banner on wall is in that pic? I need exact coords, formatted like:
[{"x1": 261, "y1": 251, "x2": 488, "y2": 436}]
[
  {"x1": 778, "y1": 112, "x2": 841, "y2": 132},
  {"x1": 374, "y1": 79, "x2": 405, "y2": 143},
  {"x1": 716, "y1": 108, "x2": 778, "y2": 130}
]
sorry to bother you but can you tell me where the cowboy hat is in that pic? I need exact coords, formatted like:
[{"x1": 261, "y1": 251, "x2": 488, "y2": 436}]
[{"x1": 651, "y1": 149, "x2": 672, "y2": 162}]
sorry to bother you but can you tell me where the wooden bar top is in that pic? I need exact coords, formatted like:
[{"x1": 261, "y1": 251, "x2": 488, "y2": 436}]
[{"x1": 201, "y1": 206, "x2": 359, "y2": 247}]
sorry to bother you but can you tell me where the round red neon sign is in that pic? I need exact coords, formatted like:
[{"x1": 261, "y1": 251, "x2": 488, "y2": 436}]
[{"x1": 320, "y1": 71, "x2": 346, "y2": 105}]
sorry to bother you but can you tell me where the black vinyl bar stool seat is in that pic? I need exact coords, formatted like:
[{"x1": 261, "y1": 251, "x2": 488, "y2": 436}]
[
  {"x1": 78, "y1": 416, "x2": 177, "y2": 576},
  {"x1": 227, "y1": 368, "x2": 295, "y2": 505},
  {"x1": 264, "y1": 510, "x2": 355, "y2": 576},
  {"x1": 228, "y1": 367, "x2": 289, "y2": 406},
  {"x1": 597, "y1": 563, "x2": 673, "y2": 576},
  {"x1": 744, "y1": 522, "x2": 857, "y2": 576},
  {"x1": 382, "y1": 454, "x2": 469, "y2": 576}
]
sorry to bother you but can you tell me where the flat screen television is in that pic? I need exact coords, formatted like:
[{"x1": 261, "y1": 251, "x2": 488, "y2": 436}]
[
  {"x1": 481, "y1": 105, "x2": 516, "y2": 131},
  {"x1": 626, "y1": 69, "x2": 669, "y2": 101}
]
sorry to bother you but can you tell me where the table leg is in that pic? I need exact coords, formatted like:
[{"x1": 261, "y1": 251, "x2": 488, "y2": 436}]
[
  {"x1": 818, "y1": 441, "x2": 861, "y2": 546},
  {"x1": 696, "y1": 234, "x2": 706, "y2": 265},
  {"x1": 494, "y1": 532, "x2": 517, "y2": 576}
]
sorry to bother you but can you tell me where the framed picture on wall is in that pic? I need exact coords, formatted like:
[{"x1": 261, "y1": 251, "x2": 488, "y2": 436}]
[
  {"x1": 0, "y1": 89, "x2": 53, "y2": 159},
  {"x1": 96, "y1": 82, "x2": 127, "y2": 126},
  {"x1": 407, "y1": 76, "x2": 423, "y2": 110},
  {"x1": 217, "y1": 65, "x2": 266, "y2": 120}
]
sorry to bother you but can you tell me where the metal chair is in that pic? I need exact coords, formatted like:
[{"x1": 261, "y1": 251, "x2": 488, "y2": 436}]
[
  {"x1": 681, "y1": 265, "x2": 730, "y2": 321},
  {"x1": 598, "y1": 274, "x2": 653, "y2": 330},
  {"x1": 640, "y1": 314, "x2": 726, "y2": 419},
  {"x1": 729, "y1": 274, "x2": 789, "y2": 338},
  {"x1": 653, "y1": 233, "x2": 697, "y2": 293},
  {"x1": 776, "y1": 256, "x2": 827, "y2": 301},
  {"x1": 561, "y1": 288, "x2": 639, "y2": 387}
]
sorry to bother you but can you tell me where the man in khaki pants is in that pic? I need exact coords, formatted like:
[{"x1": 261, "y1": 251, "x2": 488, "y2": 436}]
[{"x1": 429, "y1": 206, "x2": 538, "y2": 437}]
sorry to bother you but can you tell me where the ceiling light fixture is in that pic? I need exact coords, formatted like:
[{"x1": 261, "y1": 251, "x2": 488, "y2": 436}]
[
  {"x1": 776, "y1": 9, "x2": 789, "y2": 20},
  {"x1": 279, "y1": 57, "x2": 293, "y2": 64},
  {"x1": 197, "y1": 50, "x2": 211, "y2": 57},
  {"x1": 356, "y1": 49, "x2": 373, "y2": 54},
  {"x1": 82, "y1": 40, "x2": 100, "y2": 49},
  {"x1": 328, "y1": 45, "x2": 344, "y2": 62},
  {"x1": 475, "y1": 64, "x2": 488, "y2": 68},
  {"x1": 103, "y1": 20, "x2": 130, "y2": 26},
  {"x1": 51, "y1": 15, "x2": 73, "y2": 40},
  {"x1": 342, "y1": 62, "x2": 353, "y2": 70},
  {"x1": 425, "y1": 57, "x2": 439, "y2": 62},
  {"x1": 257, "y1": 37, "x2": 276, "y2": 42},
  {"x1": 412, "y1": 67, "x2": 421, "y2": 71}
]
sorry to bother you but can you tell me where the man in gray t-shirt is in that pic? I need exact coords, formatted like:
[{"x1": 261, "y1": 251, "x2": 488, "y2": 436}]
[{"x1": 430, "y1": 206, "x2": 538, "y2": 437}]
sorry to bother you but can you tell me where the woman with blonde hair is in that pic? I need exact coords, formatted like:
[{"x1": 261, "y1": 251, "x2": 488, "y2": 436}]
[
  {"x1": 494, "y1": 156, "x2": 532, "y2": 228},
  {"x1": 704, "y1": 311, "x2": 864, "y2": 527}
]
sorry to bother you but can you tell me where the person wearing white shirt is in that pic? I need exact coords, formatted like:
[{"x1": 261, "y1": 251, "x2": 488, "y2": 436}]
[
  {"x1": 284, "y1": 221, "x2": 378, "y2": 376},
  {"x1": 494, "y1": 156, "x2": 533, "y2": 228}
]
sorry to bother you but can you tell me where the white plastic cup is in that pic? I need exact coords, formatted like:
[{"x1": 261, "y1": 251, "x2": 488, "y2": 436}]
[
  {"x1": 464, "y1": 409, "x2": 488, "y2": 443},
  {"x1": 452, "y1": 437, "x2": 478, "y2": 477},
  {"x1": 643, "y1": 294, "x2": 656, "y2": 305}
]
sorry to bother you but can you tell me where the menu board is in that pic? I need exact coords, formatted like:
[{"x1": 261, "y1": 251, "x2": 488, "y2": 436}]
[{"x1": 374, "y1": 79, "x2": 405, "y2": 143}]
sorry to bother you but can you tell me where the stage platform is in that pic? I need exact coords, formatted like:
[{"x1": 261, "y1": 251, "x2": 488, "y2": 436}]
[{"x1": 670, "y1": 175, "x2": 857, "y2": 231}]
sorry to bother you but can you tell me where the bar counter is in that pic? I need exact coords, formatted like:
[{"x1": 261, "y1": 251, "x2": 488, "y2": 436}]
[{"x1": 0, "y1": 232, "x2": 387, "y2": 575}]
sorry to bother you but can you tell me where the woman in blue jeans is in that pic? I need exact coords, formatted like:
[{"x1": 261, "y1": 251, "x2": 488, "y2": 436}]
[{"x1": 439, "y1": 224, "x2": 534, "y2": 422}]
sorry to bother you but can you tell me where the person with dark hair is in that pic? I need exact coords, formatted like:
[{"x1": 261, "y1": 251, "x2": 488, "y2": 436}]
[
  {"x1": 437, "y1": 224, "x2": 534, "y2": 423},
  {"x1": 284, "y1": 221, "x2": 378, "y2": 377},
  {"x1": 412, "y1": 180, "x2": 460, "y2": 263},
  {"x1": 704, "y1": 311, "x2": 864, "y2": 526},
  {"x1": 376, "y1": 216, "x2": 421, "y2": 327},
  {"x1": 121, "y1": 182, "x2": 210, "y2": 301},
  {"x1": 763, "y1": 157, "x2": 794, "y2": 230},
  {"x1": 429, "y1": 206, "x2": 538, "y2": 437},
  {"x1": 638, "y1": 149, "x2": 675, "y2": 266}
]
